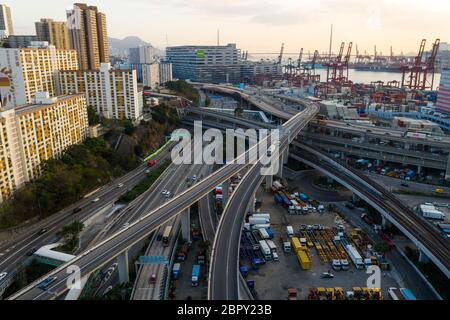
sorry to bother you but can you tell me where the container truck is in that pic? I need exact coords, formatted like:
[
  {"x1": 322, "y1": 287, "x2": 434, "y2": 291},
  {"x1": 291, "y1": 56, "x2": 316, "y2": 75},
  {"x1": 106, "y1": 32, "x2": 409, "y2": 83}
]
[
  {"x1": 249, "y1": 217, "x2": 270, "y2": 225},
  {"x1": 291, "y1": 237, "x2": 305, "y2": 254},
  {"x1": 172, "y1": 263, "x2": 181, "y2": 280},
  {"x1": 251, "y1": 213, "x2": 271, "y2": 220},
  {"x1": 251, "y1": 223, "x2": 271, "y2": 230},
  {"x1": 258, "y1": 228, "x2": 270, "y2": 240},
  {"x1": 259, "y1": 240, "x2": 272, "y2": 260},
  {"x1": 286, "y1": 226, "x2": 294, "y2": 238},
  {"x1": 296, "y1": 250, "x2": 311, "y2": 270},
  {"x1": 191, "y1": 265, "x2": 200, "y2": 287},
  {"x1": 266, "y1": 240, "x2": 277, "y2": 252},
  {"x1": 422, "y1": 210, "x2": 445, "y2": 220},
  {"x1": 345, "y1": 244, "x2": 364, "y2": 269}
]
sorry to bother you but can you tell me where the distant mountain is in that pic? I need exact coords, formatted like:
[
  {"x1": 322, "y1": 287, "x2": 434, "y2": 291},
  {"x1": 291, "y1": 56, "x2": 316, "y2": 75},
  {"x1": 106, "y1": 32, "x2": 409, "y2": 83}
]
[{"x1": 108, "y1": 36, "x2": 164, "y2": 57}]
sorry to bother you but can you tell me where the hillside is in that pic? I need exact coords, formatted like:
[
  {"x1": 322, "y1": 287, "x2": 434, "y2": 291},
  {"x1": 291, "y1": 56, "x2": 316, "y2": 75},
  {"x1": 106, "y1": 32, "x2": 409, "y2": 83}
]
[{"x1": 109, "y1": 36, "x2": 164, "y2": 56}]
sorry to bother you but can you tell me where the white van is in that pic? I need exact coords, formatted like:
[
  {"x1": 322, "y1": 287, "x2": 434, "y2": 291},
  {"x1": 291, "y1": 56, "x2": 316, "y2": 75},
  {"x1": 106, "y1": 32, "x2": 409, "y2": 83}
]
[{"x1": 272, "y1": 252, "x2": 279, "y2": 262}]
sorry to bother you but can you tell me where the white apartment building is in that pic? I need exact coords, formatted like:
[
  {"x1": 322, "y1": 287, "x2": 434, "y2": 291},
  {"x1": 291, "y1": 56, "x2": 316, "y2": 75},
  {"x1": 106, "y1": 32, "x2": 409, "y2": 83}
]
[
  {"x1": 0, "y1": 42, "x2": 78, "y2": 109},
  {"x1": 0, "y1": 93, "x2": 88, "y2": 202},
  {"x1": 142, "y1": 63, "x2": 160, "y2": 89},
  {"x1": 57, "y1": 63, "x2": 142, "y2": 121}
]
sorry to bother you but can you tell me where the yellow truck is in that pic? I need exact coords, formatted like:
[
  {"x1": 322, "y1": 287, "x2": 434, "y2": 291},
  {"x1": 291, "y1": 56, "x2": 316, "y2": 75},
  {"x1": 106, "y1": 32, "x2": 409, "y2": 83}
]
[
  {"x1": 297, "y1": 250, "x2": 311, "y2": 270},
  {"x1": 291, "y1": 237, "x2": 303, "y2": 254}
]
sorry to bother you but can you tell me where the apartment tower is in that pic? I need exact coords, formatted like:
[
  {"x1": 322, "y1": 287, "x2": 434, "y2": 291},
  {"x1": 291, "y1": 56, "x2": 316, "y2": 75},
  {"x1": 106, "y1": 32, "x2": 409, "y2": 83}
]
[
  {"x1": 0, "y1": 4, "x2": 13, "y2": 39},
  {"x1": 66, "y1": 3, "x2": 109, "y2": 70},
  {"x1": 35, "y1": 19, "x2": 71, "y2": 50}
]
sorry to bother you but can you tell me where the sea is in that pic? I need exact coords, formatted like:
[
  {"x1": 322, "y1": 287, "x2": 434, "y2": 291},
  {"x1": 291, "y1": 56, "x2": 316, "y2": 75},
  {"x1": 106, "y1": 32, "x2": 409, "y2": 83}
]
[{"x1": 251, "y1": 55, "x2": 442, "y2": 89}]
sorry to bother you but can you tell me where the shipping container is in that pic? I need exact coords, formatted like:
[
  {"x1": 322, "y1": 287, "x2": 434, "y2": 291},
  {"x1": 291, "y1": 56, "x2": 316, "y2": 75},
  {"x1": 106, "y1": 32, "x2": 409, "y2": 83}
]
[{"x1": 296, "y1": 250, "x2": 311, "y2": 270}]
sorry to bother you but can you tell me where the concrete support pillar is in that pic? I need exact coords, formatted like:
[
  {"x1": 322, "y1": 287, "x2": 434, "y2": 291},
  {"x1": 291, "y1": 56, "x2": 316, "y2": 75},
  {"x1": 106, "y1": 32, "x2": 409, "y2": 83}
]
[
  {"x1": 404, "y1": 143, "x2": 410, "y2": 150},
  {"x1": 117, "y1": 250, "x2": 130, "y2": 284},
  {"x1": 265, "y1": 175, "x2": 273, "y2": 191},
  {"x1": 340, "y1": 152, "x2": 345, "y2": 160},
  {"x1": 222, "y1": 180, "x2": 230, "y2": 207},
  {"x1": 283, "y1": 146, "x2": 289, "y2": 165},
  {"x1": 181, "y1": 207, "x2": 191, "y2": 242},
  {"x1": 278, "y1": 156, "x2": 284, "y2": 178},
  {"x1": 374, "y1": 159, "x2": 381, "y2": 166},
  {"x1": 417, "y1": 165, "x2": 422, "y2": 174},
  {"x1": 418, "y1": 249, "x2": 430, "y2": 263}
]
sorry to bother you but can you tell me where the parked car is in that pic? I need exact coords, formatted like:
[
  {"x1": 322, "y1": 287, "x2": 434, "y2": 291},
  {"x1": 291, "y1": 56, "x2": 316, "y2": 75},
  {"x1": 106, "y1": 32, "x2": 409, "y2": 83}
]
[{"x1": 321, "y1": 272, "x2": 334, "y2": 279}]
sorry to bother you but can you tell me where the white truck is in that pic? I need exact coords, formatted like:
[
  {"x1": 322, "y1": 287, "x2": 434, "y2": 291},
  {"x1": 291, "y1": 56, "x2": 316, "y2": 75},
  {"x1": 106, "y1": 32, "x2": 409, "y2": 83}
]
[
  {"x1": 345, "y1": 244, "x2": 364, "y2": 269},
  {"x1": 259, "y1": 240, "x2": 272, "y2": 260},
  {"x1": 422, "y1": 210, "x2": 445, "y2": 220},
  {"x1": 266, "y1": 240, "x2": 277, "y2": 253},
  {"x1": 251, "y1": 223, "x2": 271, "y2": 230},
  {"x1": 258, "y1": 228, "x2": 270, "y2": 240},
  {"x1": 283, "y1": 242, "x2": 291, "y2": 253},
  {"x1": 286, "y1": 226, "x2": 294, "y2": 238},
  {"x1": 249, "y1": 216, "x2": 270, "y2": 225}
]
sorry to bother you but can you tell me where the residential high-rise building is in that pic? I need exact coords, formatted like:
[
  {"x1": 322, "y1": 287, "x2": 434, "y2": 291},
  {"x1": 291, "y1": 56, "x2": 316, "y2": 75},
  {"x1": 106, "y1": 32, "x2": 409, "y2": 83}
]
[
  {"x1": 35, "y1": 19, "x2": 70, "y2": 50},
  {"x1": 0, "y1": 93, "x2": 88, "y2": 202},
  {"x1": 5, "y1": 35, "x2": 38, "y2": 48},
  {"x1": 436, "y1": 67, "x2": 450, "y2": 114},
  {"x1": 129, "y1": 46, "x2": 157, "y2": 82},
  {"x1": 159, "y1": 61, "x2": 173, "y2": 85},
  {"x1": 166, "y1": 44, "x2": 241, "y2": 83},
  {"x1": 129, "y1": 46, "x2": 156, "y2": 64},
  {"x1": 0, "y1": 43, "x2": 78, "y2": 108},
  {"x1": 58, "y1": 63, "x2": 142, "y2": 121},
  {"x1": 66, "y1": 3, "x2": 109, "y2": 70},
  {"x1": 142, "y1": 63, "x2": 160, "y2": 89},
  {"x1": 0, "y1": 4, "x2": 13, "y2": 39}
]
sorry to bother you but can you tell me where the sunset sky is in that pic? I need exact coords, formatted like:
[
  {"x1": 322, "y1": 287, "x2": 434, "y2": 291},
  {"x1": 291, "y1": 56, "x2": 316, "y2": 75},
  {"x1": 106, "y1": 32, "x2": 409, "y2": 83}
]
[{"x1": 5, "y1": 0, "x2": 450, "y2": 55}]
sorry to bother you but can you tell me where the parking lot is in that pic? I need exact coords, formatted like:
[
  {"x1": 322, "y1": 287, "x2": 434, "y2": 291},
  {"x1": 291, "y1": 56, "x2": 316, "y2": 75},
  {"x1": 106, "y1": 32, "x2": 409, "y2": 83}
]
[{"x1": 244, "y1": 187, "x2": 399, "y2": 300}]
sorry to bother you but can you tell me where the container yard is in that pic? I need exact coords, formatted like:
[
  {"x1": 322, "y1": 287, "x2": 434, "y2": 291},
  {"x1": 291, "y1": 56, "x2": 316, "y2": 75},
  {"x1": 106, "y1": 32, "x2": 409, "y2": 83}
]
[{"x1": 239, "y1": 181, "x2": 401, "y2": 300}]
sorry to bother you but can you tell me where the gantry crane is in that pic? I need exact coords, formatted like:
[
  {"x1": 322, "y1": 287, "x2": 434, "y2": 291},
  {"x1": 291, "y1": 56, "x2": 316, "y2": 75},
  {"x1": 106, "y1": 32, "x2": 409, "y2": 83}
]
[{"x1": 401, "y1": 39, "x2": 440, "y2": 90}]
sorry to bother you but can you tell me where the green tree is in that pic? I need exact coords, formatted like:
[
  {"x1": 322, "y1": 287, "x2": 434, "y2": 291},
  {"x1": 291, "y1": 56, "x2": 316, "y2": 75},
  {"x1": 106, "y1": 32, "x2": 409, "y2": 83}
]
[
  {"x1": 87, "y1": 106, "x2": 100, "y2": 125},
  {"x1": 123, "y1": 120, "x2": 136, "y2": 136},
  {"x1": 57, "y1": 221, "x2": 85, "y2": 253}
]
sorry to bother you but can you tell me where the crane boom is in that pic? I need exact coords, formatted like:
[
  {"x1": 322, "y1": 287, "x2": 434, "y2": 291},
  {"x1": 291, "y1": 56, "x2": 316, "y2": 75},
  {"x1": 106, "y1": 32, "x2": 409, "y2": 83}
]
[
  {"x1": 278, "y1": 43, "x2": 285, "y2": 65},
  {"x1": 297, "y1": 48, "x2": 304, "y2": 68}
]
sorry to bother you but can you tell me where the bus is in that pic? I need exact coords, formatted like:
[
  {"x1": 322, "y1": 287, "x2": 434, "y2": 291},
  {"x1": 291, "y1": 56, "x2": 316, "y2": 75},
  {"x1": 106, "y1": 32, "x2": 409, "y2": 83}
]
[{"x1": 162, "y1": 226, "x2": 173, "y2": 246}]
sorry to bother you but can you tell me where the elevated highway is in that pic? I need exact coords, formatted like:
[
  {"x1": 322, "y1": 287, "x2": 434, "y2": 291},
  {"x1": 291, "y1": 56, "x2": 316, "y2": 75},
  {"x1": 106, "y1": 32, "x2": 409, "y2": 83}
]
[{"x1": 8, "y1": 92, "x2": 308, "y2": 299}]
